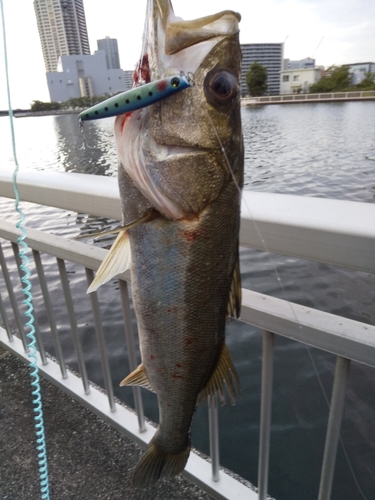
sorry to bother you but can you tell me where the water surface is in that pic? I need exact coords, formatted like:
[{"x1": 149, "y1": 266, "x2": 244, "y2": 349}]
[{"x1": 1, "y1": 102, "x2": 374, "y2": 500}]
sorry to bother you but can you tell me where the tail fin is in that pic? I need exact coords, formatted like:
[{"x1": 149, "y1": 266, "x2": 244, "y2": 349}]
[{"x1": 132, "y1": 435, "x2": 190, "y2": 487}]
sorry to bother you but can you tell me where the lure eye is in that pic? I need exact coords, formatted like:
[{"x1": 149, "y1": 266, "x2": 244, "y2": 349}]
[
  {"x1": 204, "y1": 70, "x2": 237, "y2": 106},
  {"x1": 171, "y1": 77, "x2": 180, "y2": 88}
]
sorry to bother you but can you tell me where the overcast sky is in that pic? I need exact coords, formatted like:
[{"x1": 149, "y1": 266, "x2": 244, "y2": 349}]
[{"x1": 0, "y1": 0, "x2": 374, "y2": 109}]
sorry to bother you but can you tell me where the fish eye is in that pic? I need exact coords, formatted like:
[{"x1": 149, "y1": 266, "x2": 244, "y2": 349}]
[
  {"x1": 204, "y1": 70, "x2": 237, "y2": 106},
  {"x1": 171, "y1": 77, "x2": 180, "y2": 88}
]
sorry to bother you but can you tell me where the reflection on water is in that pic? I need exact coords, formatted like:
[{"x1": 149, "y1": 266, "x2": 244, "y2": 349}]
[
  {"x1": 1, "y1": 103, "x2": 375, "y2": 500},
  {"x1": 53, "y1": 115, "x2": 118, "y2": 175}
]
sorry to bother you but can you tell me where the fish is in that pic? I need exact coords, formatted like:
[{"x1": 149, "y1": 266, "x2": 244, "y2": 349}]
[{"x1": 88, "y1": 0, "x2": 244, "y2": 487}]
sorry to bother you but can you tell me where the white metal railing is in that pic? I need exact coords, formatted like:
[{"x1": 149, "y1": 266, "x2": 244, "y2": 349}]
[
  {"x1": 242, "y1": 90, "x2": 375, "y2": 105},
  {"x1": 1, "y1": 169, "x2": 375, "y2": 500}
]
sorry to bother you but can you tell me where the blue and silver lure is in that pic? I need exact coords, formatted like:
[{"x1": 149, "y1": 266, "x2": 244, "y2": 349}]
[{"x1": 79, "y1": 73, "x2": 194, "y2": 122}]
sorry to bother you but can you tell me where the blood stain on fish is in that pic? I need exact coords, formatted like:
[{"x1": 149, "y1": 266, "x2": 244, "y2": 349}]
[
  {"x1": 120, "y1": 112, "x2": 133, "y2": 133},
  {"x1": 183, "y1": 229, "x2": 203, "y2": 241}
]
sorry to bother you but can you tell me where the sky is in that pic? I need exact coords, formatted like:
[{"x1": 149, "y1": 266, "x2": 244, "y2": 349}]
[{"x1": 0, "y1": 0, "x2": 374, "y2": 110}]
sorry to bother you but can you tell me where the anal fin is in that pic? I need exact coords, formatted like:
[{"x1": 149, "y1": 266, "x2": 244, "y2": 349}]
[
  {"x1": 120, "y1": 364, "x2": 154, "y2": 392},
  {"x1": 198, "y1": 343, "x2": 240, "y2": 406}
]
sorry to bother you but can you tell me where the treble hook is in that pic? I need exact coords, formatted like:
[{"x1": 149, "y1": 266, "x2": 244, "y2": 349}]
[{"x1": 78, "y1": 118, "x2": 96, "y2": 150}]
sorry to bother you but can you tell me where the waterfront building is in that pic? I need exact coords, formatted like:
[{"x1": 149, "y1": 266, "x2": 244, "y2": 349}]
[
  {"x1": 47, "y1": 51, "x2": 125, "y2": 102},
  {"x1": 344, "y1": 62, "x2": 375, "y2": 85},
  {"x1": 123, "y1": 70, "x2": 134, "y2": 91},
  {"x1": 283, "y1": 57, "x2": 316, "y2": 70},
  {"x1": 97, "y1": 37, "x2": 121, "y2": 70},
  {"x1": 34, "y1": 0, "x2": 90, "y2": 73},
  {"x1": 280, "y1": 67, "x2": 323, "y2": 94},
  {"x1": 241, "y1": 43, "x2": 283, "y2": 96}
]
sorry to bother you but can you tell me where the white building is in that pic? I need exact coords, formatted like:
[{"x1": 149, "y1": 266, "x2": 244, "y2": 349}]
[
  {"x1": 284, "y1": 57, "x2": 316, "y2": 70},
  {"x1": 344, "y1": 62, "x2": 375, "y2": 85},
  {"x1": 47, "y1": 51, "x2": 125, "y2": 102},
  {"x1": 34, "y1": 0, "x2": 90, "y2": 73},
  {"x1": 280, "y1": 68, "x2": 323, "y2": 94}
]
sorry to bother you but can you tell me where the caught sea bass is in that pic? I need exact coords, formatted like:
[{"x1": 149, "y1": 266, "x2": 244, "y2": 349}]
[{"x1": 88, "y1": 0, "x2": 244, "y2": 487}]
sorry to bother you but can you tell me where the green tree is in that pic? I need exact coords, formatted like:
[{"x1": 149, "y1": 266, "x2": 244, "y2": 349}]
[
  {"x1": 355, "y1": 72, "x2": 375, "y2": 91},
  {"x1": 246, "y1": 62, "x2": 268, "y2": 96},
  {"x1": 31, "y1": 100, "x2": 60, "y2": 111},
  {"x1": 309, "y1": 65, "x2": 351, "y2": 93}
]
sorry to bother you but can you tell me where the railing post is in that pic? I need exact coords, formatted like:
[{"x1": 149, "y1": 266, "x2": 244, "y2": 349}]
[
  {"x1": 0, "y1": 289, "x2": 13, "y2": 342},
  {"x1": 85, "y1": 267, "x2": 116, "y2": 412},
  {"x1": 208, "y1": 394, "x2": 220, "y2": 482},
  {"x1": 119, "y1": 279, "x2": 146, "y2": 432},
  {"x1": 32, "y1": 249, "x2": 67, "y2": 376},
  {"x1": 0, "y1": 241, "x2": 28, "y2": 351},
  {"x1": 318, "y1": 356, "x2": 350, "y2": 500},
  {"x1": 258, "y1": 330, "x2": 275, "y2": 500},
  {"x1": 57, "y1": 258, "x2": 90, "y2": 395}
]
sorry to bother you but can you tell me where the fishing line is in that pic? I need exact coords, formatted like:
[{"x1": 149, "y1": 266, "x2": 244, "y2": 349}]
[
  {"x1": 206, "y1": 108, "x2": 368, "y2": 500},
  {"x1": 136, "y1": 0, "x2": 151, "y2": 85},
  {"x1": 0, "y1": 1, "x2": 50, "y2": 498}
]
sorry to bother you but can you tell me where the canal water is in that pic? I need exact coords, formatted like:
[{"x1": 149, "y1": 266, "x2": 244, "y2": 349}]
[{"x1": 0, "y1": 101, "x2": 374, "y2": 500}]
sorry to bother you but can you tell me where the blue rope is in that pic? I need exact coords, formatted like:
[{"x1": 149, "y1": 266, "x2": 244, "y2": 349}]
[{"x1": 1, "y1": 2, "x2": 50, "y2": 498}]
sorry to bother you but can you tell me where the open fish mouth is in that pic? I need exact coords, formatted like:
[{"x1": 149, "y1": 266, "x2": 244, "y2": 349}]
[{"x1": 148, "y1": 136, "x2": 215, "y2": 161}]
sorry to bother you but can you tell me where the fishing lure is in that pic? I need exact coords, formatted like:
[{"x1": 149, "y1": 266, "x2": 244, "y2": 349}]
[{"x1": 79, "y1": 73, "x2": 194, "y2": 122}]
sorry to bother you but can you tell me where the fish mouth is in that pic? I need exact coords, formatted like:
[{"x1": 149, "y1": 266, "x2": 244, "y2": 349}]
[
  {"x1": 146, "y1": 1, "x2": 241, "y2": 79},
  {"x1": 148, "y1": 136, "x2": 215, "y2": 161}
]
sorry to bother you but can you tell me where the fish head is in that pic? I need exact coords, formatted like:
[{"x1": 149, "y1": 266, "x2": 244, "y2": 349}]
[{"x1": 115, "y1": 0, "x2": 243, "y2": 220}]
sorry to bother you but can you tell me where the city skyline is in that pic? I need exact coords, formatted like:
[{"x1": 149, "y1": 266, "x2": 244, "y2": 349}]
[
  {"x1": 34, "y1": 0, "x2": 90, "y2": 73},
  {"x1": 0, "y1": 0, "x2": 374, "y2": 109}
]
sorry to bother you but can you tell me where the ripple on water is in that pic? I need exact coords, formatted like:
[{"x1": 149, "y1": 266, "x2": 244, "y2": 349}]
[{"x1": 1, "y1": 103, "x2": 375, "y2": 500}]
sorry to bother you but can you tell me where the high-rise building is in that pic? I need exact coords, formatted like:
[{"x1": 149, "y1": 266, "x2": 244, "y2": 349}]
[
  {"x1": 97, "y1": 37, "x2": 120, "y2": 70},
  {"x1": 34, "y1": 0, "x2": 90, "y2": 73},
  {"x1": 241, "y1": 43, "x2": 284, "y2": 96}
]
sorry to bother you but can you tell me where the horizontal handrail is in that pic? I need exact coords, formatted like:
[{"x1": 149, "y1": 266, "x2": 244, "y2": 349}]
[
  {"x1": 1, "y1": 219, "x2": 374, "y2": 368},
  {"x1": 1, "y1": 168, "x2": 374, "y2": 274},
  {"x1": 1, "y1": 169, "x2": 375, "y2": 499}
]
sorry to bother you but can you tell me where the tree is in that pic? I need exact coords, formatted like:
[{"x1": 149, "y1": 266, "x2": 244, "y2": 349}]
[
  {"x1": 309, "y1": 65, "x2": 351, "y2": 93},
  {"x1": 246, "y1": 62, "x2": 268, "y2": 96},
  {"x1": 31, "y1": 100, "x2": 61, "y2": 111},
  {"x1": 355, "y1": 72, "x2": 375, "y2": 91}
]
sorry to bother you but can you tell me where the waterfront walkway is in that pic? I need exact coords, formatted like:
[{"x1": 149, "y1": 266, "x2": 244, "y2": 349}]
[
  {"x1": 242, "y1": 89, "x2": 375, "y2": 105},
  {"x1": 0, "y1": 347, "x2": 210, "y2": 500}
]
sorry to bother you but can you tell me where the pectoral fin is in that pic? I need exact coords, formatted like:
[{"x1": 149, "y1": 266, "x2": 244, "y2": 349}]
[
  {"x1": 198, "y1": 343, "x2": 240, "y2": 406},
  {"x1": 87, "y1": 231, "x2": 131, "y2": 293},
  {"x1": 87, "y1": 210, "x2": 158, "y2": 293},
  {"x1": 227, "y1": 250, "x2": 241, "y2": 319},
  {"x1": 120, "y1": 364, "x2": 154, "y2": 392}
]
